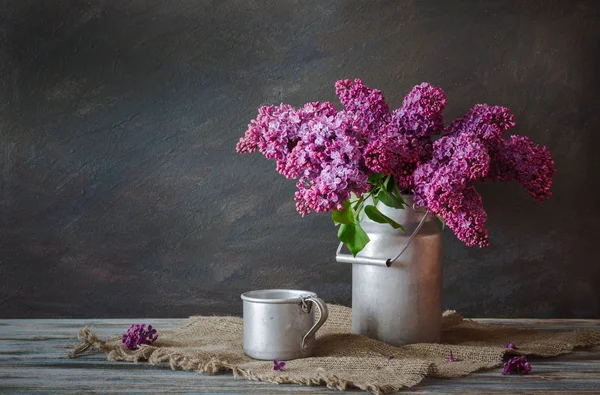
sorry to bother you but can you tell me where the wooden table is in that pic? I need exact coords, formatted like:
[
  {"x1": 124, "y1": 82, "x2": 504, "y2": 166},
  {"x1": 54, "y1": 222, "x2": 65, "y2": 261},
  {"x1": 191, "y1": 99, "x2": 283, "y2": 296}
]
[{"x1": 1, "y1": 318, "x2": 599, "y2": 394}]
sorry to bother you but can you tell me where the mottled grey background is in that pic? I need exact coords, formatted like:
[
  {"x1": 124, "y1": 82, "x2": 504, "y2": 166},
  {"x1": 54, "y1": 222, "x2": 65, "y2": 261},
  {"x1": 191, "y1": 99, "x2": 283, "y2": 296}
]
[{"x1": 1, "y1": 0, "x2": 599, "y2": 318}]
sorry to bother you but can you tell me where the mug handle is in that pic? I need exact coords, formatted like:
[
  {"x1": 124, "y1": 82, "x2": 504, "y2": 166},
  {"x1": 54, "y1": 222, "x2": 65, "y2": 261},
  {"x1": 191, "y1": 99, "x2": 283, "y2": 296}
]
[{"x1": 301, "y1": 297, "x2": 329, "y2": 352}]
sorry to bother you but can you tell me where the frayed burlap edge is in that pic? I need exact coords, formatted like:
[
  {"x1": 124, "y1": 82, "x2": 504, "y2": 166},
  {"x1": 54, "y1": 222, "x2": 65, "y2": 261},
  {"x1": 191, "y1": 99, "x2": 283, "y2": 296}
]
[
  {"x1": 68, "y1": 327, "x2": 424, "y2": 394},
  {"x1": 67, "y1": 310, "x2": 600, "y2": 395}
]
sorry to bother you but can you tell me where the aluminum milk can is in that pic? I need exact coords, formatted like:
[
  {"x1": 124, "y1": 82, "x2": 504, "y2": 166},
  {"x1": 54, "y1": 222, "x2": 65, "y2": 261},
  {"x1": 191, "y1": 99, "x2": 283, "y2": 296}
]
[{"x1": 335, "y1": 195, "x2": 443, "y2": 346}]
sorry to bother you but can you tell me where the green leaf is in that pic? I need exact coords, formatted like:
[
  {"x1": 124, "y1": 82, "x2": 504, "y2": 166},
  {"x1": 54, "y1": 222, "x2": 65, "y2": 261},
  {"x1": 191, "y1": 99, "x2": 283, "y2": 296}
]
[
  {"x1": 372, "y1": 194, "x2": 380, "y2": 206},
  {"x1": 383, "y1": 175, "x2": 395, "y2": 192},
  {"x1": 437, "y1": 215, "x2": 446, "y2": 230},
  {"x1": 364, "y1": 205, "x2": 407, "y2": 232},
  {"x1": 332, "y1": 200, "x2": 355, "y2": 226},
  {"x1": 384, "y1": 175, "x2": 406, "y2": 202},
  {"x1": 392, "y1": 184, "x2": 405, "y2": 200},
  {"x1": 367, "y1": 173, "x2": 385, "y2": 185},
  {"x1": 377, "y1": 188, "x2": 404, "y2": 209},
  {"x1": 338, "y1": 223, "x2": 370, "y2": 257}
]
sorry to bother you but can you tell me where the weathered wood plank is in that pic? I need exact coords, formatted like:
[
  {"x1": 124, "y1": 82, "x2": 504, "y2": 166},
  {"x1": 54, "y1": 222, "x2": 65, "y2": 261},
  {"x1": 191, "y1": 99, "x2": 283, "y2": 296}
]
[
  {"x1": 0, "y1": 319, "x2": 182, "y2": 340},
  {"x1": 0, "y1": 366, "x2": 354, "y2": 394},
  {"x1": 473, "y1": 319, "x2": 600, "y2": 330},
  {"x1": 0, "y1": 319, "x2": 598, "y2": 394},
  {"x1": 1, "y1": 317, "x2": 598, "y2": 340}
]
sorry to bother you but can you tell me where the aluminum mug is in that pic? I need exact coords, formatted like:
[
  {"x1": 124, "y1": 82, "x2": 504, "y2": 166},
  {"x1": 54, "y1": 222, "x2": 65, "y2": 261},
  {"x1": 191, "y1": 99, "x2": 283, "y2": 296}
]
[{"x1": 241, "y1": 289, "x2": 329, "y2": 360}]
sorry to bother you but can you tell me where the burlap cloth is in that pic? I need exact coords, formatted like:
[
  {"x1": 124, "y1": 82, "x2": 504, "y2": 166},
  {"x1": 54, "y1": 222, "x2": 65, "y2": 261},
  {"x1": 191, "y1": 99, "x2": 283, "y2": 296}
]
[{"x1": 69, "y1": 306, "x2": 600, "y2": 394}]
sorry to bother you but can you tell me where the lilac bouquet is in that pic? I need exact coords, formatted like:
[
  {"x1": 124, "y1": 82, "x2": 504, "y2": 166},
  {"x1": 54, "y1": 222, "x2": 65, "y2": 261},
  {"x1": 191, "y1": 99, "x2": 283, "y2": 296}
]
[{"x1": 237, "y1": 79, "x2": 555, "y2": 255}]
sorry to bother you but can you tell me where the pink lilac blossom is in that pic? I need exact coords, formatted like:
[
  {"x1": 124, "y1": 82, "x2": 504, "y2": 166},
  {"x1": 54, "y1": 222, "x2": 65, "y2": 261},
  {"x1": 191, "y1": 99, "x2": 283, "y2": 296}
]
[
  {"x1": 362, "y1": 83, "x2": 446, "y2": 190},
  {"x1": 363, "y1": 122, "x2": 434, "y2": 191},
  {"x1": 393, "y1": 82, "x2": 447, "y2": 138},
  {"x1": 236, "y1": 102, "x2": 337, "y2": 175},
  {"x1": 287, "y1": 113, "x2": 370, "y2": 216},
  {"x1": 122, "y1": 324, "x2": 158, "y2": 350},
  {"x1": 413, "y1": 133, "x2": 491, "y2": 246},
  {"x1": 488, "y1": 135, "x2": 555, "y2": 201},
  {"x1": 235, "y1": 104, "x2": 300, "y2": 164},
  {"x1": 419, "y1": 184, "x2": 490, "y2": 247},
  {"x1": 429, "y1": 133, "x2": 490, "y2": 189},
  {"x1": 446, "y1": 104, "x2": 516, "y2": 141},
  {"x1": 335, "y1": 78, "x2": 390, "y2": 139},
  {"x1": 363, "y1": 124, "x2": 420, "y2": 189}
]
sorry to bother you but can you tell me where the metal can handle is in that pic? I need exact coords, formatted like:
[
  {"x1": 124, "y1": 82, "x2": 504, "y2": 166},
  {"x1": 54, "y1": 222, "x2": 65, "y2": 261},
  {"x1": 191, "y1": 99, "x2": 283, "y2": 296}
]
[
  {"x1": 335, "y1": 208, "x2": 430, "y2": 267},
  {"x1": 300, "y1": 297, "x2": 329, "y2": 352}
]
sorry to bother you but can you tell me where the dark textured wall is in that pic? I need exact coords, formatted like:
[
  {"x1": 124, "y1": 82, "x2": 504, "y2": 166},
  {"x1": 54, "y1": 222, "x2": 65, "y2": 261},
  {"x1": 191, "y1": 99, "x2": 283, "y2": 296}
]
[{"x1": 1, "y1": 0, "x2": 599, "y2": 318}]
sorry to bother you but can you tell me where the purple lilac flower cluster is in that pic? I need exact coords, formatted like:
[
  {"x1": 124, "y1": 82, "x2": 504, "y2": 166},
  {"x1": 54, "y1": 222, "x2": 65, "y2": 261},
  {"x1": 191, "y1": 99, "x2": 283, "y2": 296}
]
[
  {"x1": 122, "y1": 324, "x2": 158, "y2": 350},
  {"x1": 285, "y1": 112, "x2": 370, "y2": 215},
  {"x1": 394, "y1": 82, "x2": 447, "y2": 138},
  {"x1": 237, "y1": 79, "x2": 555, "y2": 249},
  {"x1": 488, "y1": 135, "x2": 555, "y2": 201},
  {"x1": 412, "y1": 104, "x2": 555, "y2": 246},
  {"x1": 412, "y1": 131, "x2": 492, "y2": 247},
  {"x1": 363, "y1": 82, "x2": 445, "y2": 190},
  {"x1": 502, "y1": 356, "x2": 532, "y2": 375},
  {"x1": 335, "y1": 78, "x2": 390, "y2": 138},
  {"x1": 236, "y1": 102, "x2": 337, "y2": 175}
]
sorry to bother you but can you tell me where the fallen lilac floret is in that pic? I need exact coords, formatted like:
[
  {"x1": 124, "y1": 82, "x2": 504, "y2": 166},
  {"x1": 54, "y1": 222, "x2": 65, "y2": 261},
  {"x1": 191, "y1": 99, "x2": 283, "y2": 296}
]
[
  {"x1": 273, "y1": 359, "x2": 286, "y2": 371},
  {"x1": 502, "y1": 356, "x2": 532, "y2": 375},
  {"x1": 444, "y1": 351, "x2": 457, "y2": 362},
  {"x1": 505, "y1": 341, "x2": 518, "y2": 350},
  {"x1": 122, "y1": 324, "x2": 158, "y2": 350}
]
